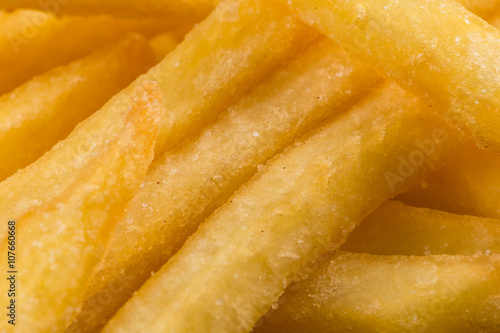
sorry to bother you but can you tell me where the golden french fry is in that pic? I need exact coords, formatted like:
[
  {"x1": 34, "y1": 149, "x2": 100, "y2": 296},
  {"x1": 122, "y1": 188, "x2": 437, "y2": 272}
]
[
  {"x1": 398, "y1": 143, "x2": 500, "y2": 219},
  {"x1": 0, "y1": 0, "x2": 214, "y2": 20},
  {"x1": 281, "y1": 0, "x2": 500, "y2": 151},
  {"x1": 342, "y1": 201, "x2": 500, "y2": 255},
  {"x1": 0, "y1": 10, "x2": 188, "y2": 95},
  {"x1": 486, "y1": 5, "x2": 500, "y2": 28},
  {"x1": 0, "y1": 75, "x2": 164, "y2": 239},
  {"x1": 459, "y1": 0, "x2": 500, "y2": 18},
  {"x1": 73, "y1": 37, "x2": 383, "y2": 332},
  {"x1": 254, "y1": 252, "x2": 500, "y2": 333},
  {"x1": 103, "y1": 82, "x2": 462, "y2": 333},
  {"x1": 145, "y1": 0, "x2": 316, "y2": 156},
  {"x1": 149, "y1": 32, "x2": 180, "y2": 63},
  {"x1": 0, "y1": 34, "x2": 155, "y2": 182},
  {"x1": 0, "y1": 0, "x2": 311, "y2": 234},
  {"x1": 0, "y1": 80, "x2": 162, "y2": 332}
]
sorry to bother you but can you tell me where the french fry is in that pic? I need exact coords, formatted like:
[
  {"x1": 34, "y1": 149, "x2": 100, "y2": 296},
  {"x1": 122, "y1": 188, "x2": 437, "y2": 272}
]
[
  {"x1": 102, "y1": 82, "x2": 462, "y2": 333},
  {"x1": 398, "y1": 143, "x2": 500, "y2": 219},
  {"x1": 144, "y1": 0, "x2": 316, "y2": 156},
  {"x1": 341, "y1": 201, "x2": 500, "y2": 255},
  {"x1": 0, "y1": 10, "x2": 188, "y2": 94},
  {"x1": 486, "y1": 5, "x2": 500, "y2": 28},
  {"x1": 0, "y1": 76, "x2": 164, "y2": 239},
  {"x1": 0, "y1": 34, "x2": 155, "y2": 182},
  {"x1": 0, "y1": 80, "x2": 162, "y2": 332},
  {"x1": 254, "y1": 252, "x2": 500, "y2": 333},
  {"x1": 281, "y1": 0, "x2": 500, "y2": 151},
  {"x1": 149, "y1": 32, "x2": 180, "y2": 63},
  {"x1": 72, "y1": 37, "x2": 383, "y2": 332},
  {"x1": 0, "y1": 0, "x2": 214, "y2": 20},
  {"x1": 459, "y1": 0, "x2": 500, "y2": 18},
  {"x1": 0, "y1": 0, "x2": 312, "y2": 233}
]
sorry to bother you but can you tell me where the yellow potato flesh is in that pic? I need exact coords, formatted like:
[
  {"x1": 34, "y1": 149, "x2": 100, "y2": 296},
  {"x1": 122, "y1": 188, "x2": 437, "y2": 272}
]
[
  {"x1": 282, "y1": 0, "x2": 500, "y2": 150},
  {"x1": 74, "y1": 37, "x2": 383, "y2": 332},
  {"x1": 0, "y1": 34, "x2": 155, "y2": 182},
  {"x1": 103, "y1": 83, "x2": 462, "y2": 333},
  {"x1": 145, "y1": 0, "x2": 316, "y2": 156},
  {"x1": 0, "y1": 0, "x2": 214, "y2": 20},
  {"x1": 0, "y1": 80, "x2": 162, "y2": 332},
  {"x1": 399, "y1": 143, "x2": 500, "y2": 219},
  {"x1": 255, "y1": 252, "x2": 500, "y2": 333},
  {"x1": 342, "y1": 201, "x2": 500, "y2": 255},
  {"x1": 0, "y1": 10, "x2": 186, "y2": 94}
]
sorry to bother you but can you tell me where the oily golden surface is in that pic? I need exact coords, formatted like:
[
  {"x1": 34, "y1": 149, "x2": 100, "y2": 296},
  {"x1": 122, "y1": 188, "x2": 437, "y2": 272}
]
[
  {"x1": 460, "y1": 0, "x2": 500, "y2": 18},
  {"x1": 342, "y1": 201, "x2": 500, "y2": 255},
  {"x1": 0, "y1": 77, "x2": 164, "y2": 239},
  {"x1": 149, "y1": 32, "x2": 180, "y2": 63},
  {"x1": 74, "y1": 37, "x2": 383, "y2": 332},
  {"x1": 0, "y1": 34, "x2": 155, "y2": 182},
  {"x1": 0, "y1": 10, "x2": 183, "y2": 94},
  {"x1": 0, "y1": 81, "x2": 162, "y2": 332},
  {"x1": 143, "y1": 0, "x2": 316, "y2": 156},
  {"x1": 0, "y1": 0, "x2": 214, "y2": 20},
  {"x1": 0, "y1": 0, "x2": 312, "y2": 237},
  {"x1": 255, "y1": 252, "x2": 500, "y2": 333},
  {"x1": 282, "y1": 0, "x2": 500, "y2": 151},
  {"x1": 399, "y1": 144, "x2": 500, "y2": 219},
  {"x1": 103, "y1": 83, "x2": 461, "y2": 333}
]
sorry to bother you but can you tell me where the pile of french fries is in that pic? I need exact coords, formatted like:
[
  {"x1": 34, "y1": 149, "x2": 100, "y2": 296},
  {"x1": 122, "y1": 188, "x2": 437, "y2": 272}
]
[{"x1": 0, "y1": 0, "x2": 499, "y2": 332}]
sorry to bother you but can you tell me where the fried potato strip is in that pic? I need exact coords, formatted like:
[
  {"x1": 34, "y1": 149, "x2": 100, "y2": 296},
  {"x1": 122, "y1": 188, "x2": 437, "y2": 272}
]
[
  {"x1": 399, "y1": 144, "x2": 500, "y2": 219},
  {"x1": 0, "y1": 75, "x2": 162, "y2": 238},
  {"x1": 255, "y1": 252, "x2": 500, "y2": 333},
  {"x1": 103, "y1": 82, "x2": 462, "y2": 333},
  {"x1": 0, "y1": 0, "x2": 214, "y2": 20},
  {"x1": 0, "y1": 10, "x2": 184, "y2": 94},
  {"x1": 0, "y1": 34, "x2": 155, "y2": 182},
  {"x1": 145, "y1": 0, "x2": 316, "y2": 156},
  {"x1": 0, "y1": 0, "x2": 312, "y2": 234},
  {"x1": 281, "y1": 0, "x2": 500, "y2": 150},
  {"x1": 342, "y1": 201, "x2": 500, "y2": 255},
  {"x1": 73, "y1": 37, "x2": 383, "y2": 332},
  {"x1": 0, "y1": 80, "x2": 162, "y2": 332}
]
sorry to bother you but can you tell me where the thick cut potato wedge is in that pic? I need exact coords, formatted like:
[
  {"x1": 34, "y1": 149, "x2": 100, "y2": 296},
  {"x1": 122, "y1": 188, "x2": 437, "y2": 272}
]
[
  {"x1": 254, "y1": 252, "x2": 500, "y2": 333},
  {"x1": 0, "y1": 80, "x2": 162, "y2": 332},
  {"x1": 0, "y1": 10, "x2": 187, "y2": 94},
  {"x1": 144, "y1": 0, "x2": 316, "y2": 156},
  {"x1": 0, "y1": 34, "x2": 155, "y2": 182},
  {"x1": 103, "y1": 83, "x2": 462, "y2": 333},
  {"x1": 399, "y1": 143, "x2": 500, "y2": 219},
  {"x1": 0, "y1": 0, "x2": 214, "y2": 20},
  {"x1": 342, "y1": 201, "x2": 500, "y2": 255},
  {"x1": 73, "y1": 37, "x2": 383, "y2": 332},
  {"x1": 281, "y1": 0, "x2": 500, "y2": 151}
]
